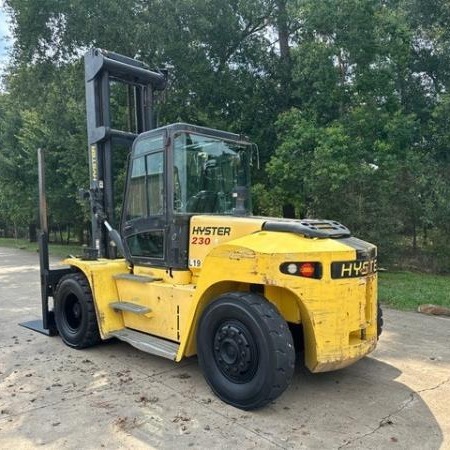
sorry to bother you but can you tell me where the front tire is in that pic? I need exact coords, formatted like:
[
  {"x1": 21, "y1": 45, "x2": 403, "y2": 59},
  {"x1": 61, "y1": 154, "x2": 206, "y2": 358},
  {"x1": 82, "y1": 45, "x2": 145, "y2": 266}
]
[
  {"x1": 197, "y1": 292, "x2": 295, "y2": 410},
  {"x1": 54, "y1": 273, "x2": 101, "y2": 349}
]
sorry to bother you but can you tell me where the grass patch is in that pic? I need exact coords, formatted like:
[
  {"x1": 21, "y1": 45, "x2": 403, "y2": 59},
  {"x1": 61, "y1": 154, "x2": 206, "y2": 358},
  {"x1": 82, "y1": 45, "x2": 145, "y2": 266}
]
[
  {"x1": 0, "y1": 237, "x2": 82, "y2": 259},
  {"x1": 379, "y1": 271, "x2": 450, "y2": 310}
]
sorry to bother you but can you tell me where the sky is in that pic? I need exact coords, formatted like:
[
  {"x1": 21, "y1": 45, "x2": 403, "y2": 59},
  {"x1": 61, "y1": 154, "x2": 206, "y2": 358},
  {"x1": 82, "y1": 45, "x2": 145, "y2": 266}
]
[{"x1": 0, "y1": 1, "x2": 12, "y2": 75}]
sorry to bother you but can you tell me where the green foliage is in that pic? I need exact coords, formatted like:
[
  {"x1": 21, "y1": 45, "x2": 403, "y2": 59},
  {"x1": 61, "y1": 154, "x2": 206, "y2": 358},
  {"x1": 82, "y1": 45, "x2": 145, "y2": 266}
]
[
  {"x1": 0, "y1": 0, "x2": 449, "y2": 272},
  {"x1": 1, "y1": 0, "x2": 289, "y2": 235},
  {"x1": 0, "y1": 62, "x2": 88, "y2": 234},
  {"x1": 263, "y1": 0, "x2": 450, "y2": 271}
]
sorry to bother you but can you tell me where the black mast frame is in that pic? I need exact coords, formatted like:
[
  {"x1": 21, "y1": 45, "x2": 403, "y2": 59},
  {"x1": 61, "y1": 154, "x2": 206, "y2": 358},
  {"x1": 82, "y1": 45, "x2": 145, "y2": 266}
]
[
  {"x1": 22, "y1": 49, "x2": 167, "y2": 334},
  {"x1": 84, "y1": 48, "x2": 167, "y2": 258}
]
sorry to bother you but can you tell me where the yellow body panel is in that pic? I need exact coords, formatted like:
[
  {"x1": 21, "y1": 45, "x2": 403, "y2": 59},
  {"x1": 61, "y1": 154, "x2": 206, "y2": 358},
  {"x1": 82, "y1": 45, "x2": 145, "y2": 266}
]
[
  {"x1": 61, "y1": 258, "x2": 129, "y2": 338},
  {"x1": 115, "y1": 277, "x2": 194, "y2": 342},
  {"x1": 64, "y1": 215, "x2": 378, "y2": 372},
  {"x1": 133, "y1": 266, "x2": 193, "y2": 284},
  {"x1": 188, "y1": 215, "x2": 264, "y2": 278},
  {"x1": 179, "y1": 229, "x2": 378, "y2": 371},
  {"x1": 63, "y1": 259, "x2": 195, "y2": 343}
]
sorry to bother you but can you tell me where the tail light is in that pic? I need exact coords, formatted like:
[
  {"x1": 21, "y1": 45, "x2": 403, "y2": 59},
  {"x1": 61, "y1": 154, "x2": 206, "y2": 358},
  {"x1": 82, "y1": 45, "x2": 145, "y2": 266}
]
[{"x1": 280, "y1": 262, "x2": 322, "y2": 279}]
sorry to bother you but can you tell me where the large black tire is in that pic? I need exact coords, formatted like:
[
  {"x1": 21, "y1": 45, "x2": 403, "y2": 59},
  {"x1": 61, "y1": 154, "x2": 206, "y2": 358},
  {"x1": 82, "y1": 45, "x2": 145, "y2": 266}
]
[
  {"x1": 377, "y1": 304, "x2": 383, "y2": 339},
  {"x1": 54, "y1": 273, "x2": 101, "y2": 349},
  {"x1": 197, "y1": 292, "x2": 295, "y2": 410}
]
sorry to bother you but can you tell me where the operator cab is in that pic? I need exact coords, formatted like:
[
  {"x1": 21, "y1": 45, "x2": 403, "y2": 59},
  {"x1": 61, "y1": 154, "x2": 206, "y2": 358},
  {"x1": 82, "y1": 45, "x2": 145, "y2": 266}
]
[{"x1": 121, "y1": 123, "x2": 253, "y2": 269}]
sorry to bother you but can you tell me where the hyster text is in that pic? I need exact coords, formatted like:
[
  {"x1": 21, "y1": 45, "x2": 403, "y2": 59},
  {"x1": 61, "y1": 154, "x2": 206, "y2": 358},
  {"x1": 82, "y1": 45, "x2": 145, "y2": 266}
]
[{"x1": 192, "y1": 226, "x2": 231, "y2": 236}]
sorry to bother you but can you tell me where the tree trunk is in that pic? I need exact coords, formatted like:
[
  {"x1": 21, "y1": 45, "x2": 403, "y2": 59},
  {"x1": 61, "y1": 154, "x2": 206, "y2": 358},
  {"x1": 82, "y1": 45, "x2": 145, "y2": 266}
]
[
  {"x1": 275, "y1": 0, "x2": 292, "y2": 108},
  {"x1": 412, "y1": 220, "x2": 417, "y2": 251},
  {"x1": 29, "y1": 223, "x2": 37, "y2": 242},
  {"x1": 283, "y1": 203, "x2": 296, "y2": 219}
]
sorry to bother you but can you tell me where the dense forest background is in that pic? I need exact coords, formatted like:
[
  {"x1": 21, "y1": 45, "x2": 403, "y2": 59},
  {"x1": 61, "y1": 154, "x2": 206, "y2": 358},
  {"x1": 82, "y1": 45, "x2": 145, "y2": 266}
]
[{"x1": 0, "y1": 0, "x2": 449, "y2": 272}]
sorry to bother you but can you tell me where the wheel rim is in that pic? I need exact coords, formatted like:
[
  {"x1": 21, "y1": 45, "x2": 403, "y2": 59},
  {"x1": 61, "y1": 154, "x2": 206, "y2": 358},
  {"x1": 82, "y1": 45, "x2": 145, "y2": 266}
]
[
  {"x1": 213, "y1": 320, "x2": 258, "y2": 383},
  {"x1": 63, "y1": 293, "x2": 82, "y2": 331}
]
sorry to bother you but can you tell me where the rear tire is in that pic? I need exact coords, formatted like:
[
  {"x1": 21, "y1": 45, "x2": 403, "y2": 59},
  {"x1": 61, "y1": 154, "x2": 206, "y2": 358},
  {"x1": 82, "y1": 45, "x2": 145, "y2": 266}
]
[
  {"x1": 197, "y1": 292, "x2": 295, "y2": 410},
  {"x1": 54, "y1": 273, "x2": 101, "y2": 349},
  {"x1": 377, "y1": 304, "x2": 383, "y2": 339}
]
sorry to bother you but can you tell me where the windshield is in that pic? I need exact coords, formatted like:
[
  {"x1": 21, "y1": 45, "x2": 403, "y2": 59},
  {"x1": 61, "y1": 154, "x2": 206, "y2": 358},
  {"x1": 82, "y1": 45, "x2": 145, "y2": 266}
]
[{"x1": 173, "y1": 132, "x2": 251, "y2": 214}]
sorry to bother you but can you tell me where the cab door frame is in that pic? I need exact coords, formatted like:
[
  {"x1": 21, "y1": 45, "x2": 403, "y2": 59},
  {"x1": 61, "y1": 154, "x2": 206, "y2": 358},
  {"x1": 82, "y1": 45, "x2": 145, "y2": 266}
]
[{"x1": 121, "y1": 130, "x2": 171, "y2": 268}]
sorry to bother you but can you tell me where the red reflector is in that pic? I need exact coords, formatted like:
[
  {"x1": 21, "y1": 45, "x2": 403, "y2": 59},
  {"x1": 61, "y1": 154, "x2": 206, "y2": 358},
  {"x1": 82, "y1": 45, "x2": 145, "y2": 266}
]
[{"x1": 299, "y1": 263, "x2": 315, "y2": 277}]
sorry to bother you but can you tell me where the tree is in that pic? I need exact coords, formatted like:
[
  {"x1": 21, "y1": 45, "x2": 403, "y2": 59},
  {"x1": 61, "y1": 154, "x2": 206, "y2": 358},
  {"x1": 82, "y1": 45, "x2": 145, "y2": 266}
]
[{"x1": 1, "y1": 0, "x2": 450, "y2": 271}]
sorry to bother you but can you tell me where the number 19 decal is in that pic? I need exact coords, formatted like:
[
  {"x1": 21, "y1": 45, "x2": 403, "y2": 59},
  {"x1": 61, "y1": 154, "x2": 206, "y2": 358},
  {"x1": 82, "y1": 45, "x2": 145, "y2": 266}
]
[{"x1": 191, "y1": 237, "x2": 211, "y2": 245}]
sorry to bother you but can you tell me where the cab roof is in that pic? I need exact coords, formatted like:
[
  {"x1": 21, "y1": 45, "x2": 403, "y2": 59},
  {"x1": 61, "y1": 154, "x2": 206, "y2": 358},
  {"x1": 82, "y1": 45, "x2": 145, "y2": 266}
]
[{"x1": 137, "y1": 122, "x2": 251, "y2": 146}]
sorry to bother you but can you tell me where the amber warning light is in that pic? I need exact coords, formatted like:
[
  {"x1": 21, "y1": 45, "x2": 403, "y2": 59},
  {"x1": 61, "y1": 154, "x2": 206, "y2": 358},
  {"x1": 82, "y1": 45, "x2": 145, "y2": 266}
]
[{"x1": 280, "y1": 262, "x2": 322, "y2": 279}]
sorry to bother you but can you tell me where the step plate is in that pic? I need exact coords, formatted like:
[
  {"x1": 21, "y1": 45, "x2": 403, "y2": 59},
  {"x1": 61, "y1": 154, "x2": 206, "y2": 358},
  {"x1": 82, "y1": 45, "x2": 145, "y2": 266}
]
[
  {"x1": 109, "y1": 301, "x2": 151, "y2": 315},
  {"x1": 113, "y1": 273, "x2": 163, "y2": 283},
  {"x1": 110, "y1": 329, "x2": 179, "y2": 360}
]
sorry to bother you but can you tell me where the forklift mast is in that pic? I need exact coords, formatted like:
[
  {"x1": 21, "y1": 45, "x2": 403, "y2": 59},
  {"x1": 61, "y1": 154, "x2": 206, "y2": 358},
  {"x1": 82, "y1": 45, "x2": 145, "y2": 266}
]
[{"x1": 84, "y1": 48, "x2": 167, "y2": 258}]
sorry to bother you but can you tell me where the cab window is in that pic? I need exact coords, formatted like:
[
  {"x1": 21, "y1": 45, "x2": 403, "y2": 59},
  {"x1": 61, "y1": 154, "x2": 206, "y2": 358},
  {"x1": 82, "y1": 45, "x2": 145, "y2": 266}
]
[
  {"x1": 173, "y1": 132, "x2": 251, "y2": 214},
  {"x1": 125, "y1": 151, "x2": 164, "y2": 220}
]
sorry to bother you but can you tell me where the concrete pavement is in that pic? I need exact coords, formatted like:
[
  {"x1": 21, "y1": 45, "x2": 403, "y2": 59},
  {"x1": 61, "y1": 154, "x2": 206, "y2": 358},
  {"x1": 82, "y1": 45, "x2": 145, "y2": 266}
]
[{"x1": 0, "y1": 246, "x2": 449, "y2": 449}]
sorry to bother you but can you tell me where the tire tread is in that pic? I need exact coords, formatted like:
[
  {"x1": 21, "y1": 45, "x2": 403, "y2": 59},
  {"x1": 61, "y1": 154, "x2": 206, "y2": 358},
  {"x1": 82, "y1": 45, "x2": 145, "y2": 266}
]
[
  {"x1": 199, "y1": 291, "x2": 295, "y2": 409},
  {"x1": 54, "y1": 272, "x2": 101, "y2": 349}
]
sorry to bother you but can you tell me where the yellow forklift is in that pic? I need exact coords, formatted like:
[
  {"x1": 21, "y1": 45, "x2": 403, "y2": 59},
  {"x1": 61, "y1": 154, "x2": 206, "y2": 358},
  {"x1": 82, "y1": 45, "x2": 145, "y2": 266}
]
[{"x1": 30, "y1": 49, "x2": 381, "y2": 410}]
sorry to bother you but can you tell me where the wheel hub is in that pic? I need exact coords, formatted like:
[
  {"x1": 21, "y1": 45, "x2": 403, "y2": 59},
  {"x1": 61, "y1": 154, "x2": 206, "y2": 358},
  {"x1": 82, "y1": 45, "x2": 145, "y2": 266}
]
[
  {"x1": 72, "y1": 303, "x2": 81, "y2": 319},
  {"x1": 213, "y1": 322, "x2": 258, "y2": 383},
  {"x1": 64, "y1": 294, "x2": 82, "y2": 330}
]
